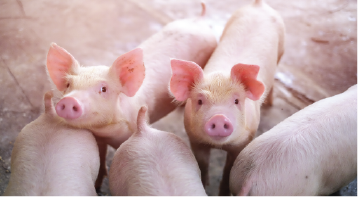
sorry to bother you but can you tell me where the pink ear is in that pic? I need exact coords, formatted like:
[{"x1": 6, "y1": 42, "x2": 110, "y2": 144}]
[
  {"x1": 231, "y1": 63, "x2": 265, "y2": 101},
  {"x1": 110, "y1": 48, "x2": 145, "y2": 97},
  {"x1": 46, "y1": 43, "x2": 78, "y2": 91},
  {"x1": 170, "y1": 59, "x2": 203, "y2": 101}
]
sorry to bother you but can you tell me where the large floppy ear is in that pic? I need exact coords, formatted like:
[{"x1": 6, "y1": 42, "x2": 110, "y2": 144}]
[
  {"x1": 169, "y1": 59, "x2": 204, "y2": 102},
  {"x1": 109, "y1": 48, "x2": 145, "y2": 97},
  {"x1": 46, "y1": 43, "x2": 79, "y2": 91},
  {"x1": 230, "y1": 63, "x2": 265, "y2": 101}
]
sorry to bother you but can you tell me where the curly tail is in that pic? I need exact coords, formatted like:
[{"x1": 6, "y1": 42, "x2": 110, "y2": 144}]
[
  {"x1": 44, "y1": 90, "x2": 55, "y2": 115},
  {"x1": 253, "y1": 0, "x2": 263, "y2": 5},
  {"x1": 200, "y1": 1, "x2": 206, "y2": 17},
  {"x1": 137, "y1": 106, "x2": 149, "y2": 132}
]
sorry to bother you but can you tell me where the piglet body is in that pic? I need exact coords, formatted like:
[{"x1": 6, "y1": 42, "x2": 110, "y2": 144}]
[
  {"x1": 46, "y1": 3, "x2": 217, "y2": 189},
  {"x1": 108, "y1": 106, "x2": 206, "y2": 196},
  {"x1": 169, "y1": 0, "x2": 284, "y2": 195},
  {"x1": 4, "y1": 92, "x2": 99, "y2": 196},
  {"x1": 46, "y1": 3, "x2": 217, "y2": 146},
  {"x1": 230, "y1": 85, "x2": 357, "y2": 196}
]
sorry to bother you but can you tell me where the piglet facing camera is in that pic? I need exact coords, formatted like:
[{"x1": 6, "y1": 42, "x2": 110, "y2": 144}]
[
  {"x1": 45, "y1": 2, "x2": 217, "y2": 189},
  {"x1": 169, "y1": 0, "x2": 285, "y2": 195}
]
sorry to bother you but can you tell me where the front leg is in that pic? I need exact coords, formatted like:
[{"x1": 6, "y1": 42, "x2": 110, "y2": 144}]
[
  {"x1": 91, "y1": 122, "x2": 133, "y2": 192},
  {"x1": 219, "y1": 152, "x2": 237, "y2": 196},
  {"x1": 191, "y1": 142, "x2": 211, "y2": 187},
  {"x1": 95, "y1": 138, "x2": 108, "y2": 192},
  {"x1": 263, "y1": 86, "x2": 274, "y2": 106}
]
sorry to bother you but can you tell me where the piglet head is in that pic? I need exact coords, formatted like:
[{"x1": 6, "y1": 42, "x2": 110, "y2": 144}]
[
  {"x1": 170, "y1": 59, "x2": 264, "y2": 146},
  {"x1": 46, "y1": 43, "x2": 145, "y2": 129}
]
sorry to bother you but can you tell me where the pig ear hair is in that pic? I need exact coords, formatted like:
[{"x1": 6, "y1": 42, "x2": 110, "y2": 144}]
[
  {"x1": 230, "y1": 63, "x2": 265, "y2": 101},
  {"x1": 46, "y1": 43, "x2": 80, "y2": 91},
  {"x1": 110, "y1": 48, "x2": 145, "y2": 97},
  {"x1": 137, "y1": 106, "x2": 149, "y2": 132},
  {"x1": 169, "y1": 59, "x2": 204, "y2": 102}
]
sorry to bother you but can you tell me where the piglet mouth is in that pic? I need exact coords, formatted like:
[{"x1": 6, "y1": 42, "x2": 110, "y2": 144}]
[{"x1": 209, "y1": 136, "x2": 230, "y2": 141}]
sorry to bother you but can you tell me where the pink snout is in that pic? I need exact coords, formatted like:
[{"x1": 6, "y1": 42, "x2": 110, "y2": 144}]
[
  {"x1": 55, "y1": 97, "x2": 82, "y2": 120},
  {"x1": 204, "y1": 114, "x2": 233, "y2": 137}
]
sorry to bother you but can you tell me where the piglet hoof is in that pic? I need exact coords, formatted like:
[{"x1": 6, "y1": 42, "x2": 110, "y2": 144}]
[
  {"x1": 96, "y1": 188, "x2": 102, "y2": 195},
  {"x1": 218, "y1": 187, "x2": 231, "y2": 196}
]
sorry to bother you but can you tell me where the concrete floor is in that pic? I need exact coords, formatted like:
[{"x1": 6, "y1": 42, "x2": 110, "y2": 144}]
[{"x1": 0, "y1": 0, "x2": 356, "y2": 195}]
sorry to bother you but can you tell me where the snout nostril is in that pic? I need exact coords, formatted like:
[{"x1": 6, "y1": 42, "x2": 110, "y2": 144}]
[
  {"x1": 212, "y1": 124, "x2": 216, "y2": 129},
  {"x1": 73, "y1": 106, "x2": 78, "y2": 112},
  {"x1": 224, "y1": 124, "x2": 229, "y2": 129},
  {"x1": 61, "y1": 105, "x2": 65, "y2": 110}
]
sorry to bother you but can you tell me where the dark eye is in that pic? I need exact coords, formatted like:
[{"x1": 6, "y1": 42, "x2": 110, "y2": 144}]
[
  {"x1": 101, "y1": 87, "x2": 107, "y2": 92},
  {"x1": 198, "y1": 99, "x2": 203, "y2": 105},
  {"x1": 235, "y1": 99, "x2": 239, "y2": 104},
  {"x1": 66, "y1": 83, "x2": 70, "y2": 88}
]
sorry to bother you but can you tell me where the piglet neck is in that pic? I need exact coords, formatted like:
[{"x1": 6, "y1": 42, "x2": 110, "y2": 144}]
[{"x1": 117, "y1": 93, "x2": 142, "y2": 132}]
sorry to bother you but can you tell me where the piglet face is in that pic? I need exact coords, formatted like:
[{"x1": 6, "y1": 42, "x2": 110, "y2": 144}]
[
  {"x1": 184, "y1": 73, "x2": 247, "y2": 145},
  {"x1": 170, "y1": 59, "x2": 264, "y2": 146},
  {"x1": 55, "y1": 66, "x2": 120, "y2": 127},
  {"x1": 47, "y1": 43, "x2": 145, "y2": 128}
]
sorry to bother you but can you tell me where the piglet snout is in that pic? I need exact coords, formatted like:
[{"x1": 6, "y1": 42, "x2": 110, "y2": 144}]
[
  {"x1": 205, "y1": 114, "x2": 233, "y2": 137},
  {"x1": 55, "y1": 97, "x2": 82, "y2": 120}
]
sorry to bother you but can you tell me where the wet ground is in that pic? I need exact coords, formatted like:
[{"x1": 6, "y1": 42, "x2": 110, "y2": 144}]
[{"x1": 0, "y1": 0, "x2": 356, "y2": 195}]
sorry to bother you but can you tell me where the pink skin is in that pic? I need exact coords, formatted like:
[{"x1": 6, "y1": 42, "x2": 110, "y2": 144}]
[
  {"x1": 4, "y1": 92, "x2": 100, "y2": 196},
  {"x1": 45, "y1": 2, "x2": 217, "y2": 191},
  {"x1": 47, "y1": 43, "x2": 146, "y2": 190},
  {"x1": 108, "y1": 106, "x2": 206, "y2": 196},
  {"x1": 171, "y1": 59, "x2": 264, "y2": 195},
  {"x1": 169, "y1": 0, "x2": 285, "y2": 195},
  {"x1": 230, "y1": 85, "x2": 357, "y2": 196},
  {"x1": 47, "y1": 44, "x2": 144, "y2": 127}
]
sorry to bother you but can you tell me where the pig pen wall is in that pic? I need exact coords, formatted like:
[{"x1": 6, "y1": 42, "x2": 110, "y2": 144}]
[{"x1": 0, "y1": 0, "x2": 356, "y2": 195}]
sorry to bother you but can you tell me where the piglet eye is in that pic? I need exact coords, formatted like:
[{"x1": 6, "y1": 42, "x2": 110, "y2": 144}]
[
  {"x1": 101, "y1": 87, "x2": 107, "y2": 92},
  {"x1": 198, "y1": 99, "x2": 203, "y2": 105},
  {"x1": 235, "y1": 99, "x2": 239, "y2": 104},
  {"x1": 66, "y1": 83, "x2": 70, "y2": 88}
]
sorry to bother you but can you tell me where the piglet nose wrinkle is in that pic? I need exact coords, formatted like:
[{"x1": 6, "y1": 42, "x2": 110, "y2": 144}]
[
  {"x1": 55, "y1": 97, "x2": 83, "y2": 120},
  {"x1": 205, "y1": 114, "x2": 233, "y2": 137}
]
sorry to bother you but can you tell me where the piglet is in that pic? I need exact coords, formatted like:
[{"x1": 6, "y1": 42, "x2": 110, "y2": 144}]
[
  {"x1": 4, "y1": 91, "x2": 99, "y2": 196},
  {"x1": 169, "y1": 0, "x2": 285, "y2": 195},
  {"x1": 230, "y1": 85, "x2": 357, "y2": 196},
  {"x1": 108, "y1": 106, "x2": 206, "y2": 196},
  {"x1": 46, "y1": 2, "x2": 217, "y2": 189}
]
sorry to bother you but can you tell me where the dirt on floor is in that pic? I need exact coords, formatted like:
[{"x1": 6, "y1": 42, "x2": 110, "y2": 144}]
[{"x1": 0, "y1": 0, "x2": 356, "y2": 195}]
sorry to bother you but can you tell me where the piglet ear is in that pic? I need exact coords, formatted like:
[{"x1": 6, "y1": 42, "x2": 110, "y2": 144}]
[
  {"x1": 110, "y1": 48, "x2": 145, "y2": 97},
  {"x1": 170, "y1": 59, "x2": 204, "y2": 102},
  {"x1": 46, "y1": 43, "x2": 79, "y2": 91},
  {"x1": 230, "y1": 63, "x2": 265, "y2": 101}
]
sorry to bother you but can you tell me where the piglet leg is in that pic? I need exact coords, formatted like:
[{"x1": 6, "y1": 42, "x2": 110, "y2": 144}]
[
  {"x1": 264, "y1": 87, "x2": 274, "y2": 106},
  {"x1": 191, "y1": 142, "x2": 211, "y2": 187},
  {"x1": 95, "y1": 139, "x2": 108, "y2": 192},
  {"x1": 219, "y1": 153, "x2": 237, "y2": 196}
]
